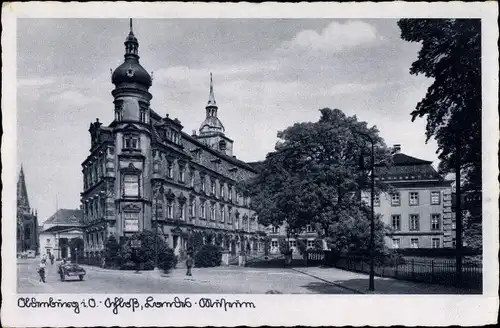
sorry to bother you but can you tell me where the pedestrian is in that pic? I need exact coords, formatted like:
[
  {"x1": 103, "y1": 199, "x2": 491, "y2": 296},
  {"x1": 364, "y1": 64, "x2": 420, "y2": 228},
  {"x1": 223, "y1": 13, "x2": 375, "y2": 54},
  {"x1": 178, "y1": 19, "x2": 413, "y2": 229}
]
[
  {"x1": 50, "y1": 253, "x2": 54, "y2": 265},
  {"x1": 186, "y1": 254, "x2": 194, "y2": 277},
  {"x1": 38, "y1": 258, "x2": 47, "y2": 283}
]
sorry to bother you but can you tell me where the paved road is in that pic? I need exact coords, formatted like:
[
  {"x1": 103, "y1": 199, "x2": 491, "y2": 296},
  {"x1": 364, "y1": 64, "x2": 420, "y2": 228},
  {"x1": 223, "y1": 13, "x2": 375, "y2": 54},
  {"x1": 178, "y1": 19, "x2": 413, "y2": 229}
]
[{"x1": 17, "y1": 259, "x2": 354, "y2": 294}]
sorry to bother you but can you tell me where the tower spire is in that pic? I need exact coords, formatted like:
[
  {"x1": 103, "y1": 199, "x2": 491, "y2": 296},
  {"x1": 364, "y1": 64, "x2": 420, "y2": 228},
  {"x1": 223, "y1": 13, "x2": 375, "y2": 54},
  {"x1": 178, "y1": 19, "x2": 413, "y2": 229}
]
[
  {"x1": 124, "y1": 18, "x2": 139, "y2": 59},
  {"x1": 206, "y1": 72, "x2": 218, "y2": 117}
]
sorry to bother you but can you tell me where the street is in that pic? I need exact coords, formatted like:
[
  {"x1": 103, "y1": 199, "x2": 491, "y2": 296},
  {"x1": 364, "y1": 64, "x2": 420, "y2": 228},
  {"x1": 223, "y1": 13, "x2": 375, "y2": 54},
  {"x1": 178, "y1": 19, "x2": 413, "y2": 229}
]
[{"x1": 16, "y1": 258, "x2": 355, "y2": 294}]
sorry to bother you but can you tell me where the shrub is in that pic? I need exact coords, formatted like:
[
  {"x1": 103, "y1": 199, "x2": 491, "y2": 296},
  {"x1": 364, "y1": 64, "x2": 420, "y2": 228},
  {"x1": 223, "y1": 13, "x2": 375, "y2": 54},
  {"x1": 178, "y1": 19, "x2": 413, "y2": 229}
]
[
  {"x1": 194, "y1": 244, "x2": 222, "y2": 267},
  {"x1": 313, "y1": 238, "x2": 323, "y2": 251},
  {"x1": 297, "y1": 239, "x2": 308, "y2": 256},
  {"x1": 186, "y1": 231, "x2": 204, "y2": 255},
  {"x1": 278, "y1": 238, "x2": 291, "y2": 255},
  {"x1": 104, "y1": 235, "x2": 121, "y2": 268},
  {"x1": 158, "y1": 247, "x2": 177, "y2": 273}
]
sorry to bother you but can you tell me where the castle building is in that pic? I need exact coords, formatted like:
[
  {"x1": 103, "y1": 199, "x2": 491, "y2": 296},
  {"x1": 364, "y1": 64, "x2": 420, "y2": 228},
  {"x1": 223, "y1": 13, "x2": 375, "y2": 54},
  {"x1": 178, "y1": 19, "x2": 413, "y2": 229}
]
[
  {"x1": 365, "y1": 145, "x2": 454, "y2": 249},
  {"x1": 267, "y1": 146, "x2": 455, "y2": 252},
  {"x1": 17, "y1": 166, "x2": 39, "y2": 254},
  {"x1": 81, "y1": 20, "x2": 264, "y2": 259}
]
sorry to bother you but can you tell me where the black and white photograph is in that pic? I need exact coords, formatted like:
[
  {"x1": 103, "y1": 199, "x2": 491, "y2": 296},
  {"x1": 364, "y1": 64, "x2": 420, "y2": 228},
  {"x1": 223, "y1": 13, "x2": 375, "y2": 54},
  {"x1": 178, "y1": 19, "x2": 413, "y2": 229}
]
[{"x1": 2, "y1": 2, "x2": 498, "y2": 327}]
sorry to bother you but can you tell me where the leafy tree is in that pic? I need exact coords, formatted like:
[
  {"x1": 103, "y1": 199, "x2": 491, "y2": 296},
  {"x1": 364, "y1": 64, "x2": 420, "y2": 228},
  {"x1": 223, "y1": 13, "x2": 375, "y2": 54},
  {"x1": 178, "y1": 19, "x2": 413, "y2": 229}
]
[
  {"x1": 398, "y1": 19, "x2": 482, "y2": 248},
  {"x1": 243, "y1": 108, "x2": 392, "y2": 256}
]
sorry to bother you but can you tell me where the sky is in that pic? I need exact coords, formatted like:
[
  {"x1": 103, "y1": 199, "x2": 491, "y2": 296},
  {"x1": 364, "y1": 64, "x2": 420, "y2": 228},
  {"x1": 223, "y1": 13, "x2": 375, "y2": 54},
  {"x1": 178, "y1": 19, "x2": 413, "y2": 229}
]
[{"x1": 17, "y1": 18, "x2": 438, "y2": 223}]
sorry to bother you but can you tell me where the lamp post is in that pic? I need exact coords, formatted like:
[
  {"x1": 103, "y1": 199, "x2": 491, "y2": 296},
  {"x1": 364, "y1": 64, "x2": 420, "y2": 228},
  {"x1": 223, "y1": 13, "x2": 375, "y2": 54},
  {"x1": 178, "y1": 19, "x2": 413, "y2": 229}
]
[{"x1": 353, "y1": 130, "x2": 375, "y2": 292}]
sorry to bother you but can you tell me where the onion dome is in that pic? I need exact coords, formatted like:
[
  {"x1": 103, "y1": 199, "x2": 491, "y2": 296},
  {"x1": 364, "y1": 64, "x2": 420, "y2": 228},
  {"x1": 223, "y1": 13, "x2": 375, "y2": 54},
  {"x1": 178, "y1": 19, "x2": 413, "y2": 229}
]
[{"x1": 111, "y1": 19, "x2": 152, "y2": 89}]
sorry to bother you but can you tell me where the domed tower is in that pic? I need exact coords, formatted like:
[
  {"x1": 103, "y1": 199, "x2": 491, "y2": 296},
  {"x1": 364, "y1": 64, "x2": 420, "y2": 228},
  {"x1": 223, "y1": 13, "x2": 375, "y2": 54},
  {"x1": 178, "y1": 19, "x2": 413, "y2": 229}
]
[
  {"x1": 197, "y1": 73, "x2": 234, "y2": 156},
  {"x1": 111, "y1": 19, "x2": 153, "y2": 124},
  {"x1": 109, "y1": 19, "x2": 154, "y2": 237}
]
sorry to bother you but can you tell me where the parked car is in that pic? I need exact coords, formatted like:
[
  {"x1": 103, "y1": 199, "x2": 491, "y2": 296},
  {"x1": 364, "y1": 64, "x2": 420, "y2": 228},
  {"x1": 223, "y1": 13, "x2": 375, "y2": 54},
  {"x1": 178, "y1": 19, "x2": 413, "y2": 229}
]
[{"x1": 58, "y1": 262, "x2": 86, "y2": 281}]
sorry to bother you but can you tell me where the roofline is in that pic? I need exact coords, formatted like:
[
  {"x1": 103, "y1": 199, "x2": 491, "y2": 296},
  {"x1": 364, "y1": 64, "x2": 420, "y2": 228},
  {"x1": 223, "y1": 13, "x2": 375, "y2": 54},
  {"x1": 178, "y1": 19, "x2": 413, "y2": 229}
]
[{"x1": 182, "y1": 132, "x2": 257, "y2": 173}]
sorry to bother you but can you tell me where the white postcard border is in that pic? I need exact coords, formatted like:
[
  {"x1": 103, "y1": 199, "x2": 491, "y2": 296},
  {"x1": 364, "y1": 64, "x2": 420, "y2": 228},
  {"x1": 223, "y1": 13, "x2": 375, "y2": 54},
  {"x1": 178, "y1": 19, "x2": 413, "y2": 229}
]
[{"x1": 2, "y1": 2, "x2": 499, "y2": 327}]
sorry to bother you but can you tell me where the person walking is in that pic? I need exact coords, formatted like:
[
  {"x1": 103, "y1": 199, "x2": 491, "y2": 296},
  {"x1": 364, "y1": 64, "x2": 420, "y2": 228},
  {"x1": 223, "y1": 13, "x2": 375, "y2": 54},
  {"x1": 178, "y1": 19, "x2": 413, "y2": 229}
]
[
  {"x1": 50, "y1": 253, "x2": 54, "y2": 265},
  {"x1": 38, "y1": 258, "x2": 47, "y2": 283},
  {"x1": 186, "y1": 254, "x2": 194, "y2": 277}
]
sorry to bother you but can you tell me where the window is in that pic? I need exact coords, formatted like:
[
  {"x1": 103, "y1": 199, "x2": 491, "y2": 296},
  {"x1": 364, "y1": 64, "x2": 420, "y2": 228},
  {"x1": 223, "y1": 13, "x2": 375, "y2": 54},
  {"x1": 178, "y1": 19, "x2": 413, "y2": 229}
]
[
  {"x1": 431, "y1": 191, "x2": 441, "y2": 205},
  {"x1": 167, "y1": 162, "x2": 173, "y2": 179},
  {"x1": 271, "y1": 226, "x2": 279, "y2": 234},
  {"x1": 200, "y1": 201, "x2": 206, "y2": 219},
  {"x1": 236, "y1": 192, "x2": 240, "y2": 204},
  {"x1": 409, "y1": 214, "x2": 420, "y2": 231},
  {"x1": 392, "y1": 215, "x2": 401, "y2": 231},
  {"x1": 220, "y1": 205, "x2": 225, "y2": 222},
  {"x1": 221, "y1": 184, "x2": 225, "y2": 199},
  {"x1": 409, "y1": 192, "x2": 419, "y2": 206},
  {"x1": 452, "y1": 238, "x2": 456, "y2": 248},
  {"x1": 306, "y1": 225, "x2": 314, "y2": 233},
  {"x1": 123, "y1": 175, "x2": 139, "y2": 197},
  {"x1": 179, "y1": 202, "x2": 185, "y2": 220},
  {"x1": 431, "y1": 238, "x2": 441, "y2": 248},
  {"x1": 167, "y1": 201, "x2": 173, "y2": 219},
  {"x1": 228, "y1": 207, "x2": 232, "y2": 224},
  {"x1": 200, "y1": 175, "x2": 206, "y2": 192},
  {"x1": 289, "y1": 240, "x2": 297, "y2": 248},
  {"x1": 190, "y1": 170, "x2": 195, "y2": 188},
  {"x1": 210, "y1": 204, "x2": 216, "y2": 221},
  {"x1": 140, "y1": 110, "x2": 146, "y2": 123},
  {"x1": 410, "y1": 238, "x2": 419, "y2": 249},
  {"x1": 307, "y1": 240, "x2": 315, "y2": 248},
  {"x1": 124, "y1": 135, "x2": 139, "y2": 149},
  {"x1": 374, "y1": 194, "x2": 380, "y2": 207},
  {"x1": 391, "y1": 193, "x2": 401, "y2": 206},
  {"x1": 392, "y1": 238, "x2": 400, "y2": 249},
  {"x1": 451, "y1": 220, "x2": 456, "y2": 230},
  {"x1": 211, "y1": 180, "x2": 216, "y2": 195},
  {"x1": 410, "y1": 214, "x2": 420, "y2": 231},
  {"x1": 431, "y1": 214, "x2": 441, "y2": 230},
  {"x1": 228, "y1": 185, "x2": 233, "y2": 201},
  {"x1": 189, "y1": 198, "x2": 195, "y2": 217},
  {"x1": 179, "y1": 166, "x2": 185, "y2": 183},
  {"x1": 123, "y1": 212, "x2": 139, "y2": 232},
  {"x1": 271, "y1": 241, "x2": 278, "y2": 248}
]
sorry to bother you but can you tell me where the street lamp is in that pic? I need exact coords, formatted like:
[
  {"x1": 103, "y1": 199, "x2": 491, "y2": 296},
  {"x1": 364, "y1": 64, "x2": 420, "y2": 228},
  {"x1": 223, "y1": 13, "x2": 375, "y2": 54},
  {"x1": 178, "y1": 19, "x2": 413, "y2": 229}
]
[{"x1": 352, "y1": 130, "x2": 375, "y2": 292}]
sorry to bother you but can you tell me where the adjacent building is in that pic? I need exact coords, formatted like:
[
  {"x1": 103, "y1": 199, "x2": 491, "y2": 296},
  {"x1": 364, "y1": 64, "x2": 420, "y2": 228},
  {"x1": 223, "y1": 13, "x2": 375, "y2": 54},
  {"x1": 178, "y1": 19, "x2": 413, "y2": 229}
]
[
  {"x1": 81, "y1": 21, "x2": 265, "y2": 259},
  {"x1": 17, "y1": 166, "x2": 39, "y2": 255},
  {"x1": 366, "y1": 145, "x2": 454, "y2": 249},
  {"x1": 39, "y1": 209, "x2": 84, "y2": 259}
]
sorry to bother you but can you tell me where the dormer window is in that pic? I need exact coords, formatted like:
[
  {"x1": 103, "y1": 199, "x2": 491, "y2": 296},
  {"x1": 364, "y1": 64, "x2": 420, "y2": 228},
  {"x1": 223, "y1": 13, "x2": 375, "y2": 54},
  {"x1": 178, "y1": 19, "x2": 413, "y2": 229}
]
[{"x1": 124, "y1": 135, "x2": 139, "y2": 150}]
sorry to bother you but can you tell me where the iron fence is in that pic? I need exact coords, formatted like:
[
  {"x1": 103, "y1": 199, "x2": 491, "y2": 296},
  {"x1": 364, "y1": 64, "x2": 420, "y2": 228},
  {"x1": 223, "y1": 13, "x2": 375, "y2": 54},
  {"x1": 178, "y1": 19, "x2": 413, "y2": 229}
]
[{"x1": 333, "y1": 255, "x2": 482, "y2": 290}]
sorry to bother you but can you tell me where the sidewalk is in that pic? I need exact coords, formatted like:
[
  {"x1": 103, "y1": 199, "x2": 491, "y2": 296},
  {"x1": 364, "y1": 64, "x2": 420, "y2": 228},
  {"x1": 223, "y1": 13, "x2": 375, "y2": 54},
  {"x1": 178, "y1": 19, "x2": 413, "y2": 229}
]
[{"x1": 292, "y1": 267, "x2": 481, "y2": 294}]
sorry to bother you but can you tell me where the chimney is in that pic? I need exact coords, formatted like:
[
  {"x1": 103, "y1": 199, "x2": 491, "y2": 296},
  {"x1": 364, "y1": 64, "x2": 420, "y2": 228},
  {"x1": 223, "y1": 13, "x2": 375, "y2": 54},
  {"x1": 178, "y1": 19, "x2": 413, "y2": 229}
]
[{"x1": 393, "y1": 144, "x2": 401, "y2": 153}]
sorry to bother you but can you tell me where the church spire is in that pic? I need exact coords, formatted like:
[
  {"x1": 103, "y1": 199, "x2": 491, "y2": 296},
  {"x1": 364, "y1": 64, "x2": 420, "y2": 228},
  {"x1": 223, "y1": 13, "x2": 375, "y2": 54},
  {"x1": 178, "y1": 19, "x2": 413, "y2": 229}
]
[{"x1": 17, "y1": 165, "x2": 30, "y2": 213}]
